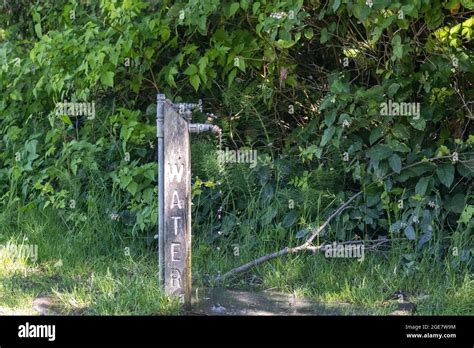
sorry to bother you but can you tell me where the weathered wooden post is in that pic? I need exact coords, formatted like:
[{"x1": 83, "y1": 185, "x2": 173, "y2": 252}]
[{"x1": 157, "y1": 94, "x2": 220, "y2": 306}]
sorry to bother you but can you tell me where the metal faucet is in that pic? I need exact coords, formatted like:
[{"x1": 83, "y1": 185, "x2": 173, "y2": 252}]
[{"x1": 189, "y1": 122, "x2": 221, "y2": 134}]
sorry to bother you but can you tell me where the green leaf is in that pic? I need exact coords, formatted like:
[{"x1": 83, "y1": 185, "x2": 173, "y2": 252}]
[
  {"x1": 445, "y1": 193, "x2": 465, "y2": 213},
  {"x1": 366, "y1": 144, "x2": 393, "y2": 161},
  {"x1": 404, "y1": 225, "x2": 416, "y2": 240},
  {"x1": 387, "y1": 83, "x2": 400, "y2": 98},
  {"x1": 409, "y1": 116, "x2": 426, "y2": 131},
  {"x1": 320, "y1": 28, "x2": 329, "y2": 43},
  {"x1": 189, "y1": 74, "x2": 200, "y2": 91},
  {"x1": 127, "y1": 181, "x2": 138, "y2": 196},
  {"x1": 320, "y1": 126, "x2": 335, "y2": 146},
  {"x1": 262, "y1": 184, "x2": 274, "y2": 202},
  {"x1": 282, "y1": 210, "x2": 298, "y2": 228},
  {"x1": 34, "y1": 23, "x2": 42, "y2": 38},
  {"x1": 458, "y1": 205, "x2": 474, "y2": 224},
  {"x1": 252, "y1": 2, "x2": 260, "y2": 14},
  {"x1": 418, "y1": 230, "x2": 432, "y2": 248},
  {"x1": 100, "y1": 71, "x2": 114, "y2": 87},
  {"x1": 142, "y1": 188, "x2": 154, "y2": 203},
  {"x1": 324, "y1": 111, "x2": 336, "y2": 127},
  {"x1": 296, "y1": 228, "x2": 310, "y2": 239},
  {"x1": 144, "y1": 47, "x2": 154, "y2": 60},
  {"x1": 367, "y1": 194, "x2": 381, "y2": 207},
  {"x1": 332, "y1": 0, "x2": 341, "y2": 12},
  {"x1": 198, "y1": 56, "x2": 208, "y2": 75},
  {"x1": 415, "y1": 176, "x2": 431, "y2": 196},
  {"x1": 436, "y1": 163, "x2": 455, "y2": 188},
  {"x1": 184, "y1": 64, "x2": 198, "y2": 76},
  {"x1": 120, "y1": 175, "x2": 133, "y2": 188},
  {"x1": 391, "y1": 124, "x2": 410, "y2": 139},
  {"x1": 369, "y1": 127, "x2": 383, "y2": 145},
  {"x1": 389, "y1": 154, "x2": 402, "y2": 174},
  {"x1": 262, "y1": 206, "x2": 277, "y2": 225},
  {"x1": 227, "y1": 68, "x2": 237, "y2": 87},
  {"x1": 60, "y1": 115, "x2": 72, "y2": 126},
  {"x1": 390, "y1": 220, "x2": 402, "y2": 233},
  {"x1": 391, "y1": 34, "x2": 403, "y2": 60},
  {"x1": 229, "y1": 2, "x2": 240, "y2": 17},
  {"x1": 461, "y1": 0, "x2": 474, "y2": 10},
  {"x1": 236, "y1": 57, "x2": 246, "y2": 72},
  {"x1": 304, "y1": 28, "x2": 314, "y2": 40}
]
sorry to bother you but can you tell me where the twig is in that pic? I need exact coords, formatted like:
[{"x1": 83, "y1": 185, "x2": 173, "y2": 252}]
[
  {"x1": 217, "y1": 238, "x2": 405, "y2": 281},
  {"x1": 216, "y1": 154, "x2": 459, "y2": 281}
]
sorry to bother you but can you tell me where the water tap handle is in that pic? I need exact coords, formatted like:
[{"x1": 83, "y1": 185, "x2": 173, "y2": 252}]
[{"x1": 206, "y1": 113, "x2": 218, "y2": 123}]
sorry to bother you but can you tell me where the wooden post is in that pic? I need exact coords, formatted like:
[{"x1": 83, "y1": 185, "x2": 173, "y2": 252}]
[
  {"x1": 158, "y1": 96, "x2": 192, "y2": 305},
  {"x1": 157, "y1": 94, "x2": 220, "y2": 306}
]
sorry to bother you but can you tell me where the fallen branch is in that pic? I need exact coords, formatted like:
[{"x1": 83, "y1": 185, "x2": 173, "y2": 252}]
[
  {"x1": 217, "y1": 238, "x2": 402, "y2": 281},
  {"x1": 217, "y1": 155, "x2": 457, "y2": 281},
  {"x1": 217, "y1": 192, "x2": 362, "y2": 281}
]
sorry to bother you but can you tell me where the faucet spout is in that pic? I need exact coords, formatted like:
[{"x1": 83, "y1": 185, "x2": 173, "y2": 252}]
[{"x1": 189, "y1": 123, "x2": 221, "y2": 135}]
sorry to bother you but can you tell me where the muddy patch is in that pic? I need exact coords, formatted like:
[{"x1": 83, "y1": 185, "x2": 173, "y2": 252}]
[{"x1": 187, "y1": 288, "x2": 374, "y2": 315}]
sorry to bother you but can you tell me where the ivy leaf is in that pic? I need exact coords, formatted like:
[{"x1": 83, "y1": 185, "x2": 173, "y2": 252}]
[
  {"x1": 333, "y1": 0, "x2": 341, "y2": 12},
  {"x1": 389, "y1": 154, "x2": 402, "y2": 174},
  {"x1": 436, "y1": 163, "x2": 455, "y2": 188},
  {"x1": 100, "y1": 71, "x2": 114, "y2": 87}
]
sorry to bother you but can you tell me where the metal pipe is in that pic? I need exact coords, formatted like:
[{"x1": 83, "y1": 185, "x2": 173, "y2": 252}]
[
  {"x1": 156, "y1": 93, "x2": 165, "y2": 287},
  {"x1": 189, "y1": 123, "x2": 221, "y2": 134},
  {"x1": 172, "y1": 99, "x2": 202, "y2": 113}
]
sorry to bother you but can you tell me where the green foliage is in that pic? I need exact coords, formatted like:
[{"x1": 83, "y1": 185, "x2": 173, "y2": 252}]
[{"x1": 0, "y1": 0, "x2": 472, "y2": 268}]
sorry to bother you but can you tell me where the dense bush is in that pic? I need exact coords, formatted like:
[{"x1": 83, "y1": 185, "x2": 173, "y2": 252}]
[{"x1": 0, "y1": 0, "x2": 472, "y2": 269}]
